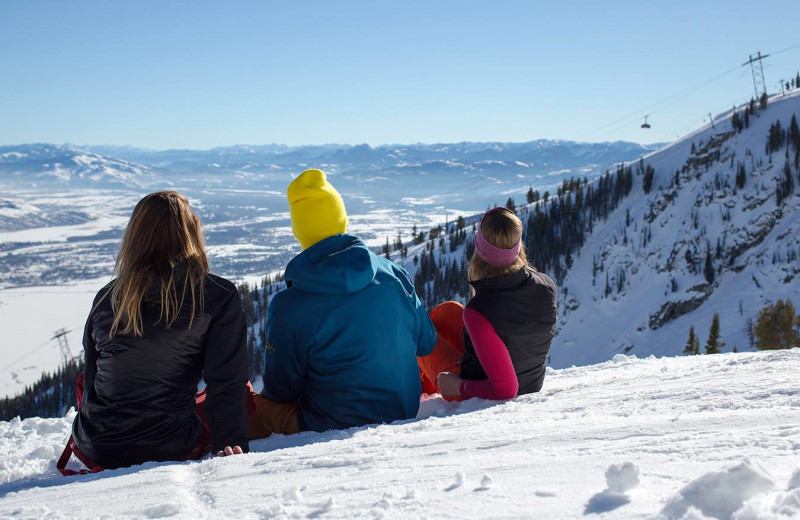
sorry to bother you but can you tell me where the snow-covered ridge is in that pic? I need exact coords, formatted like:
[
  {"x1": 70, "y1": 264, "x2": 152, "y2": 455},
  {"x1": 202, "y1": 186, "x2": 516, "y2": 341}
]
[
  {"x1": 0, "y1": 144, "x2": 158, "y2": 189},
  {"x1": 390, "y1": 91, "x2": 800, "y2": 369},
  {"x1": 0, "y1": 350, "x2": 797, "y2": 519},
  {"x1": 554, "y1": 91, "x2": 800, "y2": 367}
]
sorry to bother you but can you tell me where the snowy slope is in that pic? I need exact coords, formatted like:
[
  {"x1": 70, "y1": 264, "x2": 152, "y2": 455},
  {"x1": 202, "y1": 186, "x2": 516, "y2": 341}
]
[
  {"x1": 553, "y1": 91, "x2": 800, "y2": 367},
  {"x1": 392, "y1": 91, "x2": 800, "y2": 369},
  {"x1": 0, "y1": 349, "x2": 798, "y2": 519}
]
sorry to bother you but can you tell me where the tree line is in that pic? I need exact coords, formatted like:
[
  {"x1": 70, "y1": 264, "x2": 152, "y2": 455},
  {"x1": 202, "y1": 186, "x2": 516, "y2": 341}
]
[{"x1": 683, "y1": 299, "x2": 800, "y2": 355}]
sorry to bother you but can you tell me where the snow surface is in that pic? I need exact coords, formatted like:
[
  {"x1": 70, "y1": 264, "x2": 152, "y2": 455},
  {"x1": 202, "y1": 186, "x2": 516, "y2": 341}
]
[
  {"x1": 0, "y1": 279, "x2": 105, "y2": 396},
  {"x1": 0, "y1": 349, "x2": 798, "y2": 519}
]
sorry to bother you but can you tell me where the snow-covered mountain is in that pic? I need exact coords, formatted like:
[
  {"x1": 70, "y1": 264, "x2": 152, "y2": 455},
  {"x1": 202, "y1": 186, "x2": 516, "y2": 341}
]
[
  {"x1": 394, "y1": 91, "x2": 800, "y2": 369},
  {"x1": 1, "y1": 349, "x2": 798, "y2": 519},
  {"x1": 0, "y1": 144, "x2": 158, "y2": 189},
  {"x1": 553, "y1": 92, "x2": 800, "y2": 367},
  {"x1": 85, "y1": 140, "x2": 660, "y2": 176}
]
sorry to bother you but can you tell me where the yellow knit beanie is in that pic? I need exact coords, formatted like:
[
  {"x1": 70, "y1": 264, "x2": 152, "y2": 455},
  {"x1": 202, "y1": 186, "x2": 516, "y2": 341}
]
[{"x1": 287, "y1": 169, "x2": 348, "y2": 250}]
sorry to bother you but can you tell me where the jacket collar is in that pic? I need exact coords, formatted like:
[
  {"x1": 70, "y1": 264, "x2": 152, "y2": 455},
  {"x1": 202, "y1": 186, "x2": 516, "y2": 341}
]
[
  {"x1": 145, "y1": 261, "x2": 188, "y2": 297},
  {"x1": 469, "y1": 266, "x2": 532, "y2": 294}
]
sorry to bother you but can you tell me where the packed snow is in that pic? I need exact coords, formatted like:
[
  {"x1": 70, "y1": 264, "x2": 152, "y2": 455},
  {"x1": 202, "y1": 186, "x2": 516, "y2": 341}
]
[{"x1": 0, "y1": 349, "x2": 797, "y2": 519}]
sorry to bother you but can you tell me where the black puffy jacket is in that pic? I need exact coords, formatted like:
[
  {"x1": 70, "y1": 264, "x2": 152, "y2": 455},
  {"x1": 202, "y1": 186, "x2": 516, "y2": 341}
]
[
  {"x1": 72, "y1": 267, "x2": 249, "y2": 469},
  {"x1": 461, "y1": 266, "x2": 557, "y2": 395}
]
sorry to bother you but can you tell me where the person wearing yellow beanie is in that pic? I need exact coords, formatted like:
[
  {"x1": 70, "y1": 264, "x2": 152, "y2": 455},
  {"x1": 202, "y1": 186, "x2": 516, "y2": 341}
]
[
  {"x1": 287, "y1": 169, "x2": 348, "y2": 250},
  {"x1": 246, "y1": 168, "x2": 437, "y2": 440}
]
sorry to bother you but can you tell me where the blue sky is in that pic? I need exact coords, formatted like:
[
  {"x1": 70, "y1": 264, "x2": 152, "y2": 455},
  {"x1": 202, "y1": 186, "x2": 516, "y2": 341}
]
[{"x1": 1, "y1": 0, "x2": 799, "y2": 149}]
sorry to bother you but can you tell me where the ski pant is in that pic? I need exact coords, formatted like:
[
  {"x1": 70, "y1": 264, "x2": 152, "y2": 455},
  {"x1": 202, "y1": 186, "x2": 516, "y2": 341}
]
[
  {"x1": 246, "y1": 394, "x2": 300, "y2": 440},
  {"x1": 417, "y1": 301, "x2": 466, "y2": 402}
]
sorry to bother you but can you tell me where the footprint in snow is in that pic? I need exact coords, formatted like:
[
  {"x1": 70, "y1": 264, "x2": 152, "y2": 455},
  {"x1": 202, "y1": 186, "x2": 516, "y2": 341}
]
[
  {"x1": 307, "y1": 497, "x2": 334, "y2": 518},
  {"x1": 143, "y1": 503, "x2": 184, "y2": 518}
]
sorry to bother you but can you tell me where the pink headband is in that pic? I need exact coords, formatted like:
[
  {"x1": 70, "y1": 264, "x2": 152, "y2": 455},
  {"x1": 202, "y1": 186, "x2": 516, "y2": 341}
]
[{"x1": 475, "y1": 207, "x2": 522, "y2": 267}]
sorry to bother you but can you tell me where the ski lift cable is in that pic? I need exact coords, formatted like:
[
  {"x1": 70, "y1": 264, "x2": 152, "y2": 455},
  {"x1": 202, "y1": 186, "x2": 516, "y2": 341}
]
[
  {"x1": 578, "y1": 64, "x2": 742, "y2": 140},
  {"x1": 0, "y1": 337, "x2": 62, "y2": 376},
  {"x1": 588, "y1": 68, "x2": 747, "y2": 141},
  {"x1": 769, "y1": 43, "x2": 800, "y2": 57},
  {"x1": 578, "y1": 43, "x2": 800, "y2": 141}
]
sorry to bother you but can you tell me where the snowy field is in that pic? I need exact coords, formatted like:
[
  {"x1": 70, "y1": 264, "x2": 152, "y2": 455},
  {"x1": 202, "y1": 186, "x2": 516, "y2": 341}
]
[
  {"x1": 0, "y1": 279, "x2": 106, "y2": 397},
  {"x1": 0, "y1": 349, "x2": 797, "y2": 519}
]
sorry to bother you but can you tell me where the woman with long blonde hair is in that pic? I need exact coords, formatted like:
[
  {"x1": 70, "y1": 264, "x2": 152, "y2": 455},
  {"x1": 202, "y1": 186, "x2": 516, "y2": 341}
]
[
  {"x1": 61, "y1": 191, "x2": 249, "y2": 473},
  {"x1": 418, "y1": 207, "x2": 557, "y2": 401}
]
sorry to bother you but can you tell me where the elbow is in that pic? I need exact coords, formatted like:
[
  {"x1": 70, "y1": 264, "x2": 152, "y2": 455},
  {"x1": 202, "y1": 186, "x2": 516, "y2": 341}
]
[{"x1": 496, "y1": 381, "x2": 519, "y2": 400}]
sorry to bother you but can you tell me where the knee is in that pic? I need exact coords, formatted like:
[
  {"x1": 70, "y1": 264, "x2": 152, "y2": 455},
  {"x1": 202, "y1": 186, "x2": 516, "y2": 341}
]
[{"x1": 429, "y1": 301, "x2": 465, "y2": 323}]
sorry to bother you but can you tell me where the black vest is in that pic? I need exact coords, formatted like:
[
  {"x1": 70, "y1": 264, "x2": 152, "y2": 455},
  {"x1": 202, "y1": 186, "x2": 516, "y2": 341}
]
[{"x1": 460, "y1": 266, "x2": 557, "y2": 395}]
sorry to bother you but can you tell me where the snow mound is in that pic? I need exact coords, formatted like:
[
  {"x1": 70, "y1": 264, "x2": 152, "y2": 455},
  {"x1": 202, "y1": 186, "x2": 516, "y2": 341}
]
[
  {"x1": 606, "y1": 462, "x2": 641, "y2": 493},
  {"x1": 659, "y1": 458, "x2": 774, "y2": 520}
]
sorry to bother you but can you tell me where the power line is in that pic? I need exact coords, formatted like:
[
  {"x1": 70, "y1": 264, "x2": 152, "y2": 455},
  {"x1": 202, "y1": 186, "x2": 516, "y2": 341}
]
[
  {"x1": 577, "y1": 43, "x2": 800, "y2": 141},
  {"x1": 0, "y1": 337, "x2": 59, "y2": 376},
  {"x1": 577, "y1": 64, "x2": 741, "y2": 140}
]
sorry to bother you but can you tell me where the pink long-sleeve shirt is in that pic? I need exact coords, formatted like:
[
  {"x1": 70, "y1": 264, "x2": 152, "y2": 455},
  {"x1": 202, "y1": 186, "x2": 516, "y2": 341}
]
[{"x1": 459, "y1": 307, "x2": 519, "y2": 400}]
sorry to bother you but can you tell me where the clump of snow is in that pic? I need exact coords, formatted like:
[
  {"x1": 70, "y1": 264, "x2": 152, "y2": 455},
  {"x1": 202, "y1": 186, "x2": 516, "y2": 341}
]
[
  {"x1": 788, "y1": 469, "x2": 800, "y2": 490},
  {"x1": 659, "y1": 458, "x2": 774, "y2": 520},
  {"x1": 606, "y1": 461, "x2": 640, "y2": 493},
  {"x1": 612, "y1": 353, "x2": 633, "y2": 364},
  {"x1": 584, "y1": 462, "x2": 640, "y2": 514}
]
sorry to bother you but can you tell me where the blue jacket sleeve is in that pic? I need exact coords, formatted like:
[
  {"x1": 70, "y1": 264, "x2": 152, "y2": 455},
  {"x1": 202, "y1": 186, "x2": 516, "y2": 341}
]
[
  {"x1": 390, "y1": 262, "x2": 436, "y2": 357},
  {"x1": 261, "y1": 291, "x2": 307, "y2": 404},
  {"x1": 414, "y1": 292, "x2": 436, "y2": 357}
]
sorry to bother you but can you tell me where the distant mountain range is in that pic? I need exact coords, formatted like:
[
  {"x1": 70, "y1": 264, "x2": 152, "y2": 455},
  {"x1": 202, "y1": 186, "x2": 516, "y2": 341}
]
[{"x1": 0, "y1": 140, "x2": 663, "y2": 190}]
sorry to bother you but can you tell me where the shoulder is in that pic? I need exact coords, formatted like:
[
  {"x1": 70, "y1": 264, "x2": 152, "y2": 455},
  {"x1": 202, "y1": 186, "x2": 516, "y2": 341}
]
[
  {"x1": 203, "y1": 273, "x2": 241, "y2": 314},
  {"x1": 266, "y1": 284, "x2": 302, "y2": 318},
  {"x1": 527, "y1": 269, "x2": 557, "y2": 299},
  {"x1": 374, "y1": 256, "x2": 414, "y2": 292},
  {"x1": 204, "y1": 273, "x2": 239, "y2": 300},
  {"x1": 90, "y1": 281, "x2": 115, "y2": 312}
]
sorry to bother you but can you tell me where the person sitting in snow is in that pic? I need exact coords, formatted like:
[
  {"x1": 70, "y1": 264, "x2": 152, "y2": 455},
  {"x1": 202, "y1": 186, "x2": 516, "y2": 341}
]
[
  {"x1": 247, "y1": 168, "x2": 436, "y2": 439},
  {"x1": 64, "y1": 191, "x2": 250, "y2": 473},
  {"x1": 418, "y1": 206, "x2": 557, "y2": 401}
]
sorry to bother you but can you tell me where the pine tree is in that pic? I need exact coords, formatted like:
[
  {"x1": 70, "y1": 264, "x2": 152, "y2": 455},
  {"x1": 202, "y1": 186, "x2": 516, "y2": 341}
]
[
  {"x1": 643, "y1": 165, "x2": 655, "y2": 194},
  {"x1": 505, "y1": 197, "x2": 516, "y2": 214},
  {"x1": 683, "y1": 326, "x2": 700, "y2": 355},
  {"x1": 754, "y1": 299, "x2": 800, "y2": 350},
  {"x1": 736, "y1": 162, "x2": 747, "y2": 189},
  {"x1": 705, "y1": 313, "x2": 724, "y2": 354},
  {"x1": 704, "y1": 244, "x2": 715, "y2": 283},
  {"x1": 526, "y1": 186, "x2": 535, "y2": 204},
  {"x1": 732, "y1": 110, "x2": 743, "y2": 132}
]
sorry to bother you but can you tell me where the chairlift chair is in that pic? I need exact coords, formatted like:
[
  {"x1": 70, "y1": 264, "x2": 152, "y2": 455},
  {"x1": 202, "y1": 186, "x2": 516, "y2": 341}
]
[{"x1": 641, "y1": 115, "x2": 651, "y2": 129}]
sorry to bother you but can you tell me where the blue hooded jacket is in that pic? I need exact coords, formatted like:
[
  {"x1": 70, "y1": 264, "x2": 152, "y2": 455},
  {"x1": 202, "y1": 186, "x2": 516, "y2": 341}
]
[{"x1": 262, "y1": 234, "x2": 436, "y2": 432}]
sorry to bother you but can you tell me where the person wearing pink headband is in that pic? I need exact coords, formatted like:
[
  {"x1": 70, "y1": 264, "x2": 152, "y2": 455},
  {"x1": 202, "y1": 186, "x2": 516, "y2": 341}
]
[{"x1": 417, "y1": 206, "x2": 557, "y2": 401}]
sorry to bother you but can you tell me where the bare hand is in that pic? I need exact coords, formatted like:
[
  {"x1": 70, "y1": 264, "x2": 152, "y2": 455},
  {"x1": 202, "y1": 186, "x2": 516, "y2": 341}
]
[
  {"x1": 436, "y1": 372, "x2": 463, "y2": 396},
  {"x1": 215, "y1": 445, "x2": 244, "y2": 457}
]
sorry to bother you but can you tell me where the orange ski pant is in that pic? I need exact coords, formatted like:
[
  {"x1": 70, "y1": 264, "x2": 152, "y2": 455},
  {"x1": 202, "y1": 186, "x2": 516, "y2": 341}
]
[{"x1": 417, "y1": 301, "x2": 466, "y2": 401}]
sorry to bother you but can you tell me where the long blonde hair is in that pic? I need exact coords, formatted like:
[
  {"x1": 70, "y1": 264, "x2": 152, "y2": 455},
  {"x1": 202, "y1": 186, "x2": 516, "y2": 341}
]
[
  {"x1": 468, "y1": 208, "x2": 530, "y2": 283},
  {"x1": 109, "y1": 191, "x2": 208, "y2": 337}
]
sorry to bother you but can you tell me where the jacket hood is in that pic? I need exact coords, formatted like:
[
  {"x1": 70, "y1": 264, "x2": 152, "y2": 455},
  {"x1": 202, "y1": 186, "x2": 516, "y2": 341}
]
[{"x1": 285, "y1": 234, "x2": 378, "y2": 295}]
